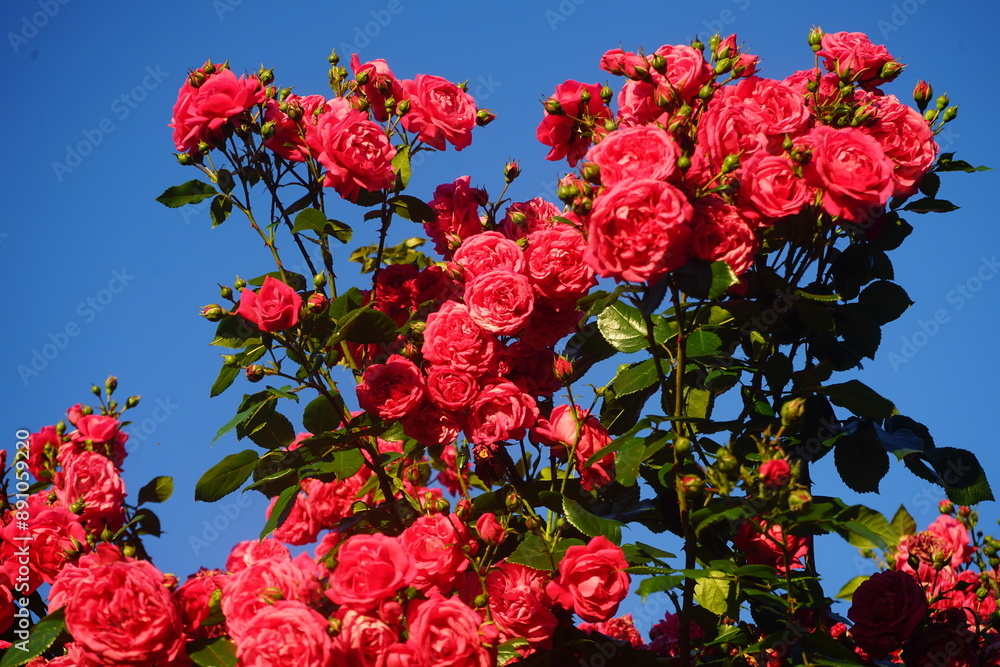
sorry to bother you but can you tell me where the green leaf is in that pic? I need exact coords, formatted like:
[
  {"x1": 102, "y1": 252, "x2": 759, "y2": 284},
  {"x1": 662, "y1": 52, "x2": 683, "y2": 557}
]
[
  {"x1": 333, "y1": 308, "x2": 398, "y2": 346},
  {"x1": 260, "y1": 484, "x2": 299, "y2": 539},
  {"x1": 694, "y1": 572, "x2": 731, "y2": 616},
  {"x1": 137, "y1": 476, "x2": 174, "y2": 505},
  {"x1": 919, "y1": 447, "x2": 995, "y2": 505},
  {"x1": 188, "y1": 637, "x2": 238, "y2": 667},
  {"x1": 934, "y1": 153, "x2": 992, "y2": 173},
  {"x1": 683, "y1": 387, "x2": 712, "y2": 420},
  {"x1": 600, "y1": 383, "x2": 657, "y2": 436},
  {"x1": 843, "y1": 506, "x2": 898, "y2": 550},
  {"x1": 507, "y1": 532, "x2": 555, "y2": 571},
  {"x1": 212, "y1": 392, "x2": 268, "y2": 444},
  {"x1": 673, "y1": 258, "x2": 738, "y2": 299},
  {"x1": 0, "y1": 608, "x2": 66, "y2": 667},
  {"x1": 834, "y1": 423, "x2": 890, "y2": 494},
  {"x1": 918, "y1": 172, "x2": 940, "y2": 198},
  {"x1": 597, "y1": 301, "x2": 648, "y2": 353},
  {"x1": 247, "y1": 411, "x2": 296, "y2": 450},
  {"x1": 390, "y1": 194, "x2": 437, "y2": 223},
  {"x1": 637, "y1": 574, "x2": 684, "y2": 600},
  {"x1": 685, "y1": 330, "x2": 722, "y2": 359},
  {"x1": 819, "y1": 380, "x2": 895, "y2": 419},
  {"x1": 210, "y1": 315, "x2": 261, "y2": 349},
  {"x1": 392, "y1": 145, "x2": 412, "y2": 189},
  {"x1": 859, "y1": 281, "x2": 912, "y2": 325},
  {"x1": 562, "y1": 497, "x2": 623, "y2": 544},
  {"x1": 302, "y1": 395, "x2": 344, "y2": 435},
  {"x1": 835, "y1": 575, "x2": 869, "y2": 602},
  {"x1": 610, "y1": 359, "x2": 659, "y2": 397},
  {"x1": 902, "y1": 197, "x2": 959, "y2": 214},
  {"x1": 327, "y1": 219, "x2": 354, "y2": 244},
  {"x1": 195, "y1": 449, "x2": 258, "y2": 502},
  {"x1": 210, "y1": 345, "x2": 265, "y2": 398},
  {"x1": 209, "y1": 195, "x2": 232, "y2": 227},
  {"x1": 870, "y1": 215, "x2": 912, "y2": 252},
  {"x1": 155, "y1": 180, "x2": 218, "y2": 208},
  {"x1": 496, "y1": 639, "x2": 531, "y2": 667},
  {"x1": 890, "y1": 504, "x2": 917, "y2": 537},
  {"x1": 291, "y1": 208, "x2": 327, "y2": 233},
  {"x1": 302, "y1": 449, "x2": 364, "y2": 481}
]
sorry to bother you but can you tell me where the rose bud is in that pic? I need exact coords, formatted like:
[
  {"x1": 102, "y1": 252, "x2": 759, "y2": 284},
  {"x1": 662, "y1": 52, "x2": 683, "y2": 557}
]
[
  {"x1": 476, "y1": 109, "x2": 496, "y2": 126},
  {"x1": 942, "y1": 105, "x2": 959, "y2": 123},
  {"x1": 245, "y1": 365, "x2": 266, "y2": 382},
  {"x1": 476, "y1": 512, "x2": 505, "y2": 546},
  {"x1": 807, "y1": 26, "x2": 824, "y2": 51},
  {"x1": 307, "y1": 292, "x2": 328, "y2": 313},
  {"x1": 200, "y1": 304, "x2": 227, "y2": 322},
  {"x1": 788, "y1": 488, "x2": 812, "y2": 512},
  {"x1": 913, "y1": 80, "x2": 933, "y2": 112},
  {"x1": 939, "y1": 499, "x2": 954, "y2": 515},
  {"x1": 878, "y1": 61, "x2": 904, "y2": 82},
  {"x1": 780, "y1": 397, "x2": 807, "y2": 429},
  {"x1": 759, "y1": 459, "x2": 792, "y2": 489},
  {"x1": 503, "y1": 161, "x2": 521, "y2": 183}
]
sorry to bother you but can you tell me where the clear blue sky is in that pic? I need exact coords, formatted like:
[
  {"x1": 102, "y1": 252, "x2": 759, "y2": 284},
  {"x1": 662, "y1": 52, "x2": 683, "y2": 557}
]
[{"x1": 3, "y1": 0, "x2": 998, "y2": 625}]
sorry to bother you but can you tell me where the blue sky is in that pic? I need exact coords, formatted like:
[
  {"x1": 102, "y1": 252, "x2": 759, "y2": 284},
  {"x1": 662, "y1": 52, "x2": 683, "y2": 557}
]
[{"x1": 2, "y1": 0, "x2": 998, "y2": 626}]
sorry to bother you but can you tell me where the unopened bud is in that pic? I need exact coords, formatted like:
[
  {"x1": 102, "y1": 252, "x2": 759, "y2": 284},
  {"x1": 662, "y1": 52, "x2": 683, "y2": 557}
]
[
  {"x1": 91, "y1": 384, "x2": 101, "y2": 396},
  {"x1": 476, "y1": 110, "x2": 496, "y2": 126},
  {"x1": 913, "y1": 80, "x2": 933, "y2": 112},
  {"x1": 679, "y1": 474, "x2": 704, "y2": 495},
  {"x1": 581, "y1": 162, "x2": 601, "y2": 184},
  {"x1": 698, "y1": 83, "x2": 715, "y2": 100},
  {"x1": 714, "y1": 58, "x2": 732, "y2": 75},
  {"x1": 524, "y1": 515, "x2": 543, "y2": 531},
  {"x1": 196, "y1": 141, "x2": 212, "y2": 154},
  {"x1": 503, "y1": 161, "x2": 521, "y2": 183},
  {"x1": 780, "y1": 397, "x2": 807, "y2": 428},
  {"x1": 939, "y1": 499, "x2": 954, "y2": 515},
  {"x1": 721, "y1": 154, "x2": 740, "y2": 174},
  {"x1": 788, "y1": 489, "x2": 812, "y2": 512},
  {"x1": 201, "y1": 304, "x2": 227, "y2": 322},
  {"x1": 187, "y1": 70, "x2": 207, "y2": 88},
  {"x1": 958, "y1": 505, "x2": 971, "y2": 518},
  {"x1": 942, "y1": 105, "x2": 959, "y2": 123},
  {"x1": 245, "y1": 365, "x2": 265, "y2": 383},
  {"x1": 455, "y1": 498, "x2": 472, "y2": 520},
  {"x1": 355, "y1": 70, "x2": 370, "y2": 86},
  {"x1": 674, "y1": 437, "x2": 692, "y2": 458},
  {"x1": 105, "y1": 376, "x2": 118, "y2": 395},
  {"x1": 677, "y1": 155, "x2": 692, "y2": 171},
  {"x1": 473, "y1": 594, "x2": 489, "y2": 608},
  {"x1": 126, "y1": 395, "x2": 141, "y2": 409},
  {"x1": 313, "y1": 272, "x2": 327, "y2": 289},
  {"x1": 554, "y1": 356, "x2": 573, "y2": 383},
  {"x1": 234, "y1": 276, "x2": 247, "y2": 290},
  {"x1": 395, "y1": 98, "x2": 411, "y2": 116},
  {"x1": 650, "y1": 54, "x2": 667, "y2": 74},
  {"x1": 327, "y1": 49, "x2": 339, "y2": 65},
  {"x1": 504, "y1": 490, "x2": 520, "y2": 513},
  {"x1": 556, "y1": 184, "x2": 578, "y2": 202},
  {"x1": 543, "y1": 98, "x2": 563, "y2": 115},
  {"x1": 600, "y1": 84, "x2": 613, "y2": 104},
  {"x1": 878, "y1": 61, "x2": 903, "y2": 82},
  {"x1": 175, "y1": 152, "x2": 197, "y2": 166},
  {"x1": 935, "y1": 94, "x2": 950, "y2": 111},
  {"x1": 709, "y1": 33, "x2": 722, "y2": 53},
  {"x1": 257, "y1": 67, "x2": 275, "y2": 86},
  {"x1": 807, "y1": 27, "x2": 824, "y2": 51},
  {"x1": 260, "y1": 120, "x2": 277, "y2": 140},
  {"x1": 307, "y1": 292, "x2": 328, "y2": 313},
  {"x1": 691, "y1": 37, "x2": 705, "y2": 53}
]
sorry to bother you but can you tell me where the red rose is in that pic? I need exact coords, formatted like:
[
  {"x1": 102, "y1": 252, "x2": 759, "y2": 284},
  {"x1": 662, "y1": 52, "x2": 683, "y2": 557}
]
[
  {"x1": 860, "y1": 94, "x2": 937, "y2": 197},
  {"x1": 226, "y1": 537, "x2": 290, "y2": 573},
  {"x1": 901, "y1": 608, "x2": 979, "y2": 667},
  {"x1": 801, "y1": 125, "x2": 895, "y2": 222},
  {"x1": 585, "y1": 125, "x2": 680, "y2": 187},
  {"x1": 221, "y1": 554, "x2": 322, "y2": 641},
  {"x1": 422, "y1": 301, "x2": 499, "y2": 375},
  {"x1": 818, "y1": 32, "x2": 898, "y2": 90},
  {"x1": 696, "y1": 91, "x2": 769, "y2": 171},
  {"x1": 733, "y1": 519, "x2": 808, "y2": 573},
  {"x1": 739, "y1": 153, "x2": 813, "y2": 222},
  {"x1": 351, "y1": 54, "x2": 403, "y2": 122},
  {"x1": 356, "y1": 354, "x2": 426, "y2": 421},
  {"x1": 730, "y1": 76, "x2": 811, "y2": 146},
  {"x1": 499, "y1": 197, "x2": 561, "y2": 241},
  {"x1": 401, "y1": 74, "x2": 477, "y2": 151},
  {"x1": 453, "y1": 231, "x2": 526, "y2": 282},
  {"x1": 26, "y1": 425, "x2": 60, "y2": 481},
  {"x1": 579, "y1": 614, "x2": 645, "y2": 648},
  {"x1": 400, "y1": 514, "x2": 473, "y2": 594},
  {"x1": 532, "y1": 404, "x2": 613, "y2": 491},
  {"x1": 690, "y1": 197, "x2": 758, "y2": 276},
  {"x1": 53, "y1": 450, "x2": 126, "y2": 532},
  {"x1": 536, "y1": 80, "x2": 612, "y2": 167},
  {"x1": 235, "y1": 275, "x2": 302, "y2": 332},
  {"x1": 0, "y1": 496, "x2": 87, "y2": 591},
  {"x1": 466, "y1": 379, "x2": 539, "y2": 445},
  {"x1": 498, "y1": 342, "x2": 561, "y2": 397},
  {"x1": 515, "y1": 301, "x2": 583, "y2": 350},
  {"x1": 309, "y1": 98, "x2": 397, "y2": 200},
  {"x1": 332, "y1": 609, "x2": 398, "y2": 666},
  {"x1": 759, "y1": 459, "x2": 792, "y2": 489},
  {"x1": 326, "y1": 533, "x2": 415, "y2": 611},
  {"x1": 652, "y1": 44, "x2": 714, "y2": 101},
  {"x1": 648, "y1": 611, "x2": 706, "y2": 657},
  {"x1": 426, "y1": 176, "x2": 486, "y2": 257},
  {"x1": 547, "y1": 536, "x2": 630, "y2": 622},
  {"x1": 599, "y1": 48, "x2": 651, "y2": 78},
  {"x1": 263, "y1": 93, "x2": 330, "y2": 161},
  {"x1": 584, "y1": 177, "x2": 694, "y2": 284},
  {"x1": 476, "y1": 513, "x2": 505, "y2": 546},
  {"x1": 171, "y1": 67, "x2": 265, "y2": 154},
  {"x1": 407, "y1": 596, "x2": 492, "y2": 667},
  {"x1": 464, "y1": 269, "x2": 535, "y2": 335},
  {"x1": 401, "y1": 402, "x2": 463, "y2": 447},
  {"x1": 925, "y1": 515, "x2": 975, "y2": 570},
  {"x1": 486, "y1": 561, "x2": 557, "y2": 650},
  {"x1": 236, "y1": 600, "x2": 334, "y2": 667},
  {"x1": 426, "y1": 367, "x2": 479, "y2": 410},
  {"x1": 848, "y1": 569, "x2": 928, "y2": 658},
  {"x1": 524, "y1": 223, "x2": 595, "y2": 307},
  {"x1": 50, "y1": 556, "x2": 185, "y2": 665},
  {"x1": 268, "y1": 489, "x2": 320, "y2": 546},
  {"x1": 174, "y1": 568, "x2": 226, "y2": 637}
]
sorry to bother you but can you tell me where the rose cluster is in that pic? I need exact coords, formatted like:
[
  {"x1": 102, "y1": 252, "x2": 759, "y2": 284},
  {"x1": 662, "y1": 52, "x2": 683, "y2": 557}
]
[{"x1": 536, "y1": 30, "x2": 939, "y2": 284}]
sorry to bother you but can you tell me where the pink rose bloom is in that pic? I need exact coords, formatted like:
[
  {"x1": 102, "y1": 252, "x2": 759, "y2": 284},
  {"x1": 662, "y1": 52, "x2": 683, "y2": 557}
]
[
  {"x1": 351, "y1": 54, "x2": 403, "y2": 122},
  {"x1": 525, "y1": 225, "x2": 596, "y2": 306},
  {"x1": 499, "y1": 198, "x2": 561, "y2": 241},
  {"x1": 464, "y1": 269, "x2": 535, "y2": 335},
  {"x1": 818, "y1": 31, "x2": 898, "y2": 90},
  {"x1": 802, "y1": 125, "x2": 895, "y2": 222},
  {"x1": 66, "y1": 404, "x2": 86, "y2": 425},
  {"x1": 400, "y1": 514, "x2": 473, "y2": 594},
  {"x1": 579, "y1": 614, "x2": 645, "y2": 648},
  {"x1": 648, "y1": 611, "x2": 706, "y2": 657},
  {"x1": 861, "y1": 94, "x2": 938, "y2": 197},
  {"x1": 268, "y1": 489, "x2": 320, "y2": 546},
  {"x1": 848, "y1": 569, "x2": 928, "y2": 658},
  {"x1": 515, "y1": 301, "x2": 583, "y2": 350},
  {"x1": 733, "y1": 519, "x2": 808, "y2": 573},
  {"x1": 49, "y1": 556, "x2": 185, "y2": 665},
  {"x1": 536, "y1": 80, "x2": 612, "y2": 167},
  {"x1": 356, "y1": 354, "x2": 426, "y2": 421},
  {"x1": 0, "y1": 496, "x2": 87, "y2": 591},
  {"x1": 53, "y1": 450, "x2": 126, "y2": 532},
  {"x1": 532, "y1": 404, "x2": 614, "y2": 491},
  {"x1": 498, "y1": 343, "x2": 561, "y2": 397},
  {"x1": 426, "y1": 176, "x2": 486, "y2": 257},
  {"x1": 400, "y1": 74, "x2": 477, "y2": 151},
  {"x1": 547, "y1": 536, "x2": 630, "y2": 622},
  {"x1": 170, "y1": 66, "x2": 265, "y2": 153},
  {"x1": 422, "y1": 301, "x2": 499, "y2": 375},
  {"x1": 584, "y1": 177, "x2": 694, "y2": 284},
  {"x1": 652, "y1": 44, "x2": 714, "y2": 101},
  {"x1": 486, "y1": 561, "x2": 557, "y2": 650},
  {"x1": 696, "y1": 92, "x2": 769, "y2": 172},
  {"x1": 221, "y1": 554, "x2": 322, "y2": 640},
  {"x1": 599, "y1": 48, "x2": 652, "y2": 78},
  {"x1": 401, "y1": 402, "x2": 463, "y2": 447},
  {"x1": 453, "y1": 231, "x2": 526, "y2": 282},
  {"x1": 739, "y1": 153, "x2": 814, "y2": 223},
  {"x1": 332, "y1": 608, "x2": 398, "y2": 666},
  {"x1": 926, "y1": 515, "x2": 975, "y2": 570},
  {"x1": 174, "y1": 568, "x2": 226, "y2": 637},
  {"x1": 71, "y1": 414, "x2": 121, "y2": 445},
  {"x1": 784, "y1": 68, "x2": 848, "y2": 108},
  {"x1": 26, "y1": 425, "x2": 60, "y2": 481},
  {"x1": 263, "y1": 93, "x2": 331, "y2": 161},
  {"x1": 309, "y1": 98, "x2": 397, "y2": 200},
  {"x1": 326, "y1": 533, "x2": 415, "y2": 611},
  {"x1": 476, "y1": 513, "x2": 505, "y2": 546},
  {"x1": 759, "y1": 459, "x2": 792, "y2": 489},
  {"x1": 426, "y1": 367, "x2": 479, "y2": 411},
  {"x1": 730, "y1": 76, "x2": 811, "y2": 146},
  {"x1": 236, "y1": 600, "x2": 334, "y2": 667},
  {"x1": 585, "y1": 125, "x2": 680, "y2": 187},
  {"x1": 235, "y1": 275, "x2": 303, "y2": 333},
  {"x1": 226, "y1": 537, "x2": 290, "y2": 573},
  {"x1": 305, "y1": 471, "x2": 375, "y2": 530},
  {"x1": 64, "y1": 414, "x2": 128, "y2": 468},
  {"x1": 407, "y1": 596, "x2": 492, "y2": 667},
  {"x1": 690, "y1": 197, "x2": 758, "y2": 276},
  {"x1": 465, "y1": 379, "x2": 539, "y2": 445}
]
